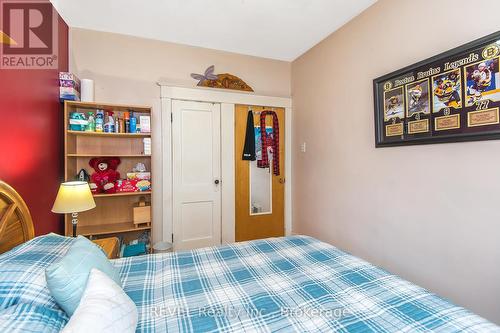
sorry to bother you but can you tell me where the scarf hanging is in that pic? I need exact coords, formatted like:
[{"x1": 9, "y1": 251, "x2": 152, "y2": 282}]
[
  {"x1": 257, "y1": 110, "x2": 280, "y2": 176},
  {"x1": 242, "y1": 110, "x2": 256, "y2": 160}
]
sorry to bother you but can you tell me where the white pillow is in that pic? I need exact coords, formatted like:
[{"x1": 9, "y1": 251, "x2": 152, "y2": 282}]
[{"x1": 62, "y1": 268, "x2": 138, "y2": 333}]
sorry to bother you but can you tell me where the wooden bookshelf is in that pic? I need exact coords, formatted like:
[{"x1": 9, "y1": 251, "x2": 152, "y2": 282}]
[{"x1": 63, "y1": 101, "x2": 153, "y2": 244}]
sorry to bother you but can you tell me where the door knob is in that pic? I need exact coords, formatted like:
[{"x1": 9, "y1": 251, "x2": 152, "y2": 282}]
[{"x1": 214, "y1": 179, "x2": 220, "y2": 185}]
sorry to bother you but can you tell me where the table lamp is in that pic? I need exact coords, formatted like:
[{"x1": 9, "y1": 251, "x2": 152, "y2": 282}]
[{"x1": 52, "y1": 181, "x2": 96, "y2": 237}]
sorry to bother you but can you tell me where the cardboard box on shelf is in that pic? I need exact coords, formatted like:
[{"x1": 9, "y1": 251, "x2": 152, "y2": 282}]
[
  {"x1": 139, "y1": 116, "x2": 151, "y2": 133},
  {"x1": 133, "y1": 197, "x2": 151, "y2": 227},
  {"x1": 59, "y1": 72, "x2": 81, "y2": 101},
  {"x1": 127, "y1": 172, "x2": 151, "y2": 180}
]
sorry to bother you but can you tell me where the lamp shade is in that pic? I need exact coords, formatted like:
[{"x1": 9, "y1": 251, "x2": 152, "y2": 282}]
[{"x1": 52, "y1": 181, "x2": 96, "y2": 214}]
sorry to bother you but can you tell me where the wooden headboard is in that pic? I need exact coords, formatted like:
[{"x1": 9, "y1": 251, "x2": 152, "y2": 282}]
[{"x1": 0, "y1": 181, "x2": 35, "y2": 254}]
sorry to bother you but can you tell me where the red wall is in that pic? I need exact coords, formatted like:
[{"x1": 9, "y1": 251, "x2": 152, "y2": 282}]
[{"x1": 0, "y1": 10, "x2": 68, "y2": 235}]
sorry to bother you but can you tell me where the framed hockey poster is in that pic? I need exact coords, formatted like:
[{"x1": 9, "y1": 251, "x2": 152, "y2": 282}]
[{"x1": 374, "y1": 31, "x2": 500, "y2": 147}]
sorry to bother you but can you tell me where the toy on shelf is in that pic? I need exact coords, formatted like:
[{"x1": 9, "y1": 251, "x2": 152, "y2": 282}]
[{"x1": 88, "y1": 157, "x2": 121, "y2": 194}]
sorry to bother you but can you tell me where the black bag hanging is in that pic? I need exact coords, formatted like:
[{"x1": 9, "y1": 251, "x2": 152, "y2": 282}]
[{"x1": 242, "y1": 110, "x2": 256, "y2": 160}]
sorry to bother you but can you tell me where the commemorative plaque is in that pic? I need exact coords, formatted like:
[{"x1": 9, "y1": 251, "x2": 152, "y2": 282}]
[{"x1": 374, "y1": 31, "x2": 500, "y2": 147}]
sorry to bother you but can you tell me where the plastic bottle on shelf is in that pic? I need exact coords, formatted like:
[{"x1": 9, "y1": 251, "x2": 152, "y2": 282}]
[
  {"x1": 95, "y1": 110, "x2": 104, "y2": 132},
  {"x1": 86, "y1": 112, "x2": 96, "y2": 132},
  {"x1": 119, "y1": 117, "x2": 125, "y2": 133},
  {"x1": 104, "y1": 111, "x2": 115, "y2": 133},
  {"x1": 129, "y1": 111, "x2": 137, "y2": 133},
  {"x1": 109, "y1": 111, "x2": 115, "y2": 133},
  {"x1": 124, "y1": 112, "x2": 130, "y2": 133},
  {"x1": 103, "y1": 111, "x2": 110, "y2": 133}
]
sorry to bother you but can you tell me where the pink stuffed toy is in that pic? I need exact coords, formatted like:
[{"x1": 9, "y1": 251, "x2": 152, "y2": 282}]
[{"x1": 88, "y1": 157, "x2": 121, "y2": 194}]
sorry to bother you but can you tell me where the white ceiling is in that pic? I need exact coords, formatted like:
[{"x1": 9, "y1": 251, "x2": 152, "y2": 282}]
[{"x1": 50, "y1": 0, "x2": 376, "y2": 61}]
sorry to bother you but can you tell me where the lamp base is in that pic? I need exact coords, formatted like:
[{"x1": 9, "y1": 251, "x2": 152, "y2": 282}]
[{"x1": 71, "y1": 212, "x2": 78, "y2": 237}]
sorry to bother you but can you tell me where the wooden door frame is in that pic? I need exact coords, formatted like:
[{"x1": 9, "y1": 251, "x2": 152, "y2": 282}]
[{"x1": 158, "y1": 84, "x2": 292, "y2": 248}]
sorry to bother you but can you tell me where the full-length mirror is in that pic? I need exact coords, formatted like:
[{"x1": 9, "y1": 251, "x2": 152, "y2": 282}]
[{"x1": 249, "y1": 160, "x2": 272, "y2": 215}]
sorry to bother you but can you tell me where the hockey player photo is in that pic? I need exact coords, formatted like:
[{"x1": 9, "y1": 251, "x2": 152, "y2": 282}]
[
  {"x1": 432, "y1": 69, "x2": 462, "y2": 111},
  {"x1": 383, "y1": 87, "x2": 404, "y2": 121},
  {"x1": 464, "y1": 58, "x2": 500, "y2": 106},
  {"x1": 405, "y1": 79, "x2": 430, "y2": 117}
]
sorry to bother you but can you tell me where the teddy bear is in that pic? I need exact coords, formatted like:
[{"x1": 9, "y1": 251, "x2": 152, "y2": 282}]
[{"x1": 88, "y1": 157, "x2": 121, "y2": 194}]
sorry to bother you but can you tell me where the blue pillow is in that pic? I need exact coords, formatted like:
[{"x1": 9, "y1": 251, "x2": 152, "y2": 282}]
[{"x1": 45, "y1": 236, "x2": 122, "y2": 316}]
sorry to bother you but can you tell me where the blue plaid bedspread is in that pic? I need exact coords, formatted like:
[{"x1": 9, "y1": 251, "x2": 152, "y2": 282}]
[{"x1": 0, "y1": 234, "x2": 498, "y2": 332}]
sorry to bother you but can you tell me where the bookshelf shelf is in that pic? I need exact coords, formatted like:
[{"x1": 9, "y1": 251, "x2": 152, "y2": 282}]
[
  {"x1": 67, "y1": 130, "x2": 150, "y2": 138},
  {"x1": 93, "y1": 191, "x2": 152, "y2": 198},
  {"x1": 67, "y1": 154, "x2": 151, "y2": 158},
  {"x1": 77, "y1": 222, "x2": 151, "y2": 237},
  {"x1": 65, "y1": 101, "x2": 151, "y2": 113}
]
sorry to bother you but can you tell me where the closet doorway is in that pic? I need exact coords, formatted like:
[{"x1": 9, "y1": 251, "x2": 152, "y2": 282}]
[
  {"x1": 172, "y1": 100, "x2": 221, "y2": 250},
  {"x1": 235, "y1": 105, "x2": 285, "y2": 241}
]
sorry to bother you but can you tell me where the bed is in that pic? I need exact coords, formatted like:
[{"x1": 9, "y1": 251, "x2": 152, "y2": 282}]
[{"x1": 0, "y1": 181, "x2": 498, "y2": 332}]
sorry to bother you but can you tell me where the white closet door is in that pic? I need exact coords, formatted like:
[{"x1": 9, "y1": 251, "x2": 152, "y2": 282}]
[{"x1": 172, "y1": 100, "x2": 221, "y2": 250}]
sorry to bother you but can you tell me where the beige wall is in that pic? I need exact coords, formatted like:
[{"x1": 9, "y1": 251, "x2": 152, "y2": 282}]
[
  {"x1": 292, "y1": 0, "x2": 500, "y2": 324},
  {"x1": 70, "y1": 28, "x2": 291, "y2": 105}
]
